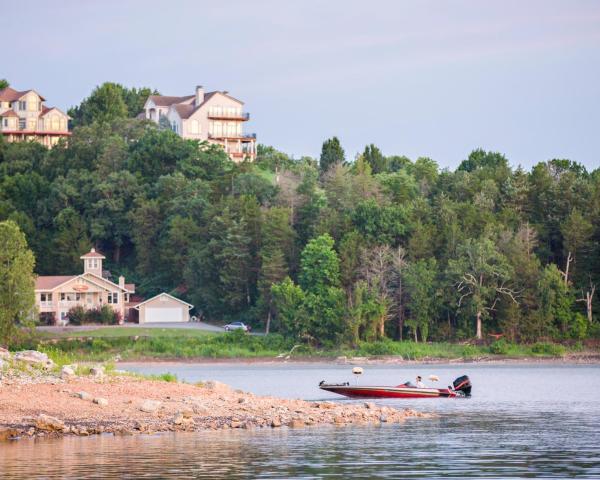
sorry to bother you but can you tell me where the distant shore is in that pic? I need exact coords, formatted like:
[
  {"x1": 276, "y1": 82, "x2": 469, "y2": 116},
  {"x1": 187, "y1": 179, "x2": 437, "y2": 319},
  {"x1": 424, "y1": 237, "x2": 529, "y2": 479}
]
[{"x1": 117, "y1": 351, "x2": 600, "y2": 367}]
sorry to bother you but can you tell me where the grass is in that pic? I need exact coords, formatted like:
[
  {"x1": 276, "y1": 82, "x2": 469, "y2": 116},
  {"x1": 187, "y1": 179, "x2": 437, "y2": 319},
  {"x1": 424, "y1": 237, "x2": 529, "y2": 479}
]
[
  {"x1": 38, "y1": 326, "x2": 216, "y2": 339},
  {"x1": 19, "y1": 328, "x2": 591, "y2": 363}
]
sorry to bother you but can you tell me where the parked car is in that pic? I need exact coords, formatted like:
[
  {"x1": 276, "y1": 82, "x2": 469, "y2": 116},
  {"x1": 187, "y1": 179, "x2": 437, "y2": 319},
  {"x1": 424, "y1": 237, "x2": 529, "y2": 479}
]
[{"x1": 223, "y1": 321, "x2": 251, "y2": 332}]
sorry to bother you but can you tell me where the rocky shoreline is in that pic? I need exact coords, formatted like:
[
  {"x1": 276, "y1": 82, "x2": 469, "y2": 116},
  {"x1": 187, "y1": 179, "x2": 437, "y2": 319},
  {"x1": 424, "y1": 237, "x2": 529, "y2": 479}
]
[{"x1": 0, "y1": 350, "x2": 432, "y2": 442}]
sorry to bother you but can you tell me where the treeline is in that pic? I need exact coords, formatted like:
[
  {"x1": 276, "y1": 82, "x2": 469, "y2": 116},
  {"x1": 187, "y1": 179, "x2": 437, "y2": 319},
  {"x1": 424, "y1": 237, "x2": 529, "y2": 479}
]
[{"x1": 0, "y1": 83, "x2": 599, "y2": 346}]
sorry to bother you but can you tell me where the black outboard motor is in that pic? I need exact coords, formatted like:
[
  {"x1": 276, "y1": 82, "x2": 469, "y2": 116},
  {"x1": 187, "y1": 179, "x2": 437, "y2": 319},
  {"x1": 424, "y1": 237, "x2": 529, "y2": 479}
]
[{"x1": 453, "y1": 375, "x2": 472, "y2": 397}]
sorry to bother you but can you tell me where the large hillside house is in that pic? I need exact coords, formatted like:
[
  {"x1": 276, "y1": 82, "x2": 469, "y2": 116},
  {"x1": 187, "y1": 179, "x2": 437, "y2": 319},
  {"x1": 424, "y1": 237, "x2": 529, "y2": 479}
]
[
  {"x1": 35, "y1": 247, "x2": 194, "y2": 325},
  {"x1": 142, "y1": 85, "x2": 256, "y2": 161},
  {"x1": 0, "y1": 86, "x2": 70, "y2": 147}
]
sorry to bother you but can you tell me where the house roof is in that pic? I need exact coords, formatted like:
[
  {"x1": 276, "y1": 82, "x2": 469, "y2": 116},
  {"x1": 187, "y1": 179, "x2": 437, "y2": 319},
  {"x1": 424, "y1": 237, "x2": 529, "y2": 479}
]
[
  {"x1": 148, "y1": 95, "x2": 195, "y2": 107},
  {"x1": 0, "y1": 109, "x2": 18, "y2": 117},
  {"x1": 134, "y1": 292, "x2": 194, "y2": 310},
  {"x1": 0, "y1": 87, "x2": 45, "y2": 102},
  {"x1": 39, "y1": 106, "x2": 68, "y2": 118},
  {"x1": 80, "y1": 248, "x2": 105, "y2": 259},
  {"x1": 35, "y1": 275, "x2": 77, "y2": 290},
  {"x1": 125, "y1": 283, "x2": 135, "y2": 292}
]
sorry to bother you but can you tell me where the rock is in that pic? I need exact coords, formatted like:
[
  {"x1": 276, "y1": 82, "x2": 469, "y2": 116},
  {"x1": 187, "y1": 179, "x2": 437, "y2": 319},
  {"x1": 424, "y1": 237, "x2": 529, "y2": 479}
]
[
  {"x1": 203, "y1": 380, "x2": 232, "y2": 393},
  {"x1": 364, "y1": 402, "x2": 375, "y2": 409},
  {"x1": 93, "y1": 397, "x2": 108, "y2": 406},
  {"x1": 230, "y1": 420, "x2": 242, "y2": 428},
  {"x1": 0, "y1": 428, "x2": 19, "y2": 441},
  {"x1": 333, "y1": 416, "x2": 345, "y2": 424},
  {"x1": 238, "y1": 397, "x2": 247, "y2": 404},
  {"x1": 14, "y1": 350, "x2": 55, "y2": 369},
  {"x1": 139, "y1": 400, "x2": 161, "y2": 413},
  {"x1": 90, "y1": 366, "x2": 104, "y2": 377},
  {"x1": 35, "y1": 414, "x2": 65, "y2": 431},
  {"x1": 75, "y1": 391, "x2": 92, "y2": 401},
  {"x1": 288, "y1": 419, "x2": 305, "y2": 428},
  {"x1": 181, "y1": 409, "x2": 194, "y2": 419},
  {"x1": 271, "y1": 418, "x2": 282, "y2": 428},
  {"x1": 173, "y1": 412, "x2": 184, "y2": 425},
  {"x1": 318, "y1": 402, "x2": 335, "y2": 409},
  {"x1": 61, "y1": 366, "x2": 76, "y2": 378},
  {"x1": 0, "y1": 347, "x2": 10, "y2": 359},
  {"x1": 380, "y1": 415, "x2": 388, "y2": 423}
]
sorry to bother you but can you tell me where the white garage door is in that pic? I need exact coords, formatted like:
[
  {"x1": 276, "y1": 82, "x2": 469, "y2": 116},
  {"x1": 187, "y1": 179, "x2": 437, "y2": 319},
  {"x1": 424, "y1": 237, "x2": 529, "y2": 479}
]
[{"x1": 145, "y1": 307, "x2": 182, "y2": 323}]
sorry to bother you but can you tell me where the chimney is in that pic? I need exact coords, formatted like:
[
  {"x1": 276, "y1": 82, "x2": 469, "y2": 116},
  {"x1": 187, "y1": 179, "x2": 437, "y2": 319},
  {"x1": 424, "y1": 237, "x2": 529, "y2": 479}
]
[
  {"x1": 119, "y1": 275, "x2": 125, "y2": 289},
  {"x1": 195, "y1": 85, "x2": 204, "y2": 106}
]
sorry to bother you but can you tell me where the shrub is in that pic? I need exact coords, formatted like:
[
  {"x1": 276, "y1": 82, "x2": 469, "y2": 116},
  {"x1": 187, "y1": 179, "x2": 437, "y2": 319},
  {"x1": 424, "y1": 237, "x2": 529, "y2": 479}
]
[
  {"x1": 461, "y1": 345, "x2": 478, "y2": 358},
  {"x1": 67, "y1": 306, "x2": 87, "y2": 325},
  {"x1": 530, "y1": 342, "x2": 566, "y2": 356},
  {"x1": 489, "y1": 339, "x2": 510, "y2": 355}
]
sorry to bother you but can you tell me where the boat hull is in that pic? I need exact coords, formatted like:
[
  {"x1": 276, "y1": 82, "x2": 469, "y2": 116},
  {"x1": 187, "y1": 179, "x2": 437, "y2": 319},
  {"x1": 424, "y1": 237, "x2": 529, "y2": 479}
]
[{"x1": 319, "y1": 384, "x2": 458, "y2": 399}]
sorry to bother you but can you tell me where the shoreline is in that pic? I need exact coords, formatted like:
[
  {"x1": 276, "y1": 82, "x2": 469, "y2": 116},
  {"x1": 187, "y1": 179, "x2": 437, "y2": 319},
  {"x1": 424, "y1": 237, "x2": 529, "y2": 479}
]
[
  {"x1": 115, "y1": 352, "x2": 600, "y2": 366},
  {"x1": 0, "y1": 373, "x2": 431, "y2": 442}
]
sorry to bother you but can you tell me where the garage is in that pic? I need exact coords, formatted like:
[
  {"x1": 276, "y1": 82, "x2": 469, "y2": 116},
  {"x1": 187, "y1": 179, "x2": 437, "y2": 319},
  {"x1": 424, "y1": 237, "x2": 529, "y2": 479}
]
[{"x1": 135, "y1": 293, "x2": 193, "y2": 324}]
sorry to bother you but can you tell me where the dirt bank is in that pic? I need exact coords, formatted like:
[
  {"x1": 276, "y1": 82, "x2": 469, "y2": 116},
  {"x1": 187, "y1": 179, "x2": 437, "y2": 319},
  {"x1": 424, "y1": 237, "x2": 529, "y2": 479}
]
[{"x1": 0, "y1": 373, "x2": 432, "y2": 441}]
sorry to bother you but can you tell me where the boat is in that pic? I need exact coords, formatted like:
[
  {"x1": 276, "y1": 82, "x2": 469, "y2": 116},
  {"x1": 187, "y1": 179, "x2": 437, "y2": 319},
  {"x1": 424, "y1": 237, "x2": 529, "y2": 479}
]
[{"x1": 319, "y1": 375, "x2": 472, "y2": 399}]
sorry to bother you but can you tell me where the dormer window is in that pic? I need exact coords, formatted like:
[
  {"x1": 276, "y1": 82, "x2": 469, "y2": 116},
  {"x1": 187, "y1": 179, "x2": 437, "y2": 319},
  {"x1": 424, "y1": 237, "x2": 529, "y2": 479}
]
[{"x1": 88, "y1": 259, "x2": 98, "y2": 269}]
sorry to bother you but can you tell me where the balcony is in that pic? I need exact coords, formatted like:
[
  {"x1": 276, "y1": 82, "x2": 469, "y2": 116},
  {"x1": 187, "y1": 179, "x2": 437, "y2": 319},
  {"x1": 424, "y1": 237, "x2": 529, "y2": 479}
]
[
  {"x1": 208, "y1": 133, "x2": 256, "y2": 141},
  {"x1": 207, "y1": 111, "x2": 250, "y2": 121}
]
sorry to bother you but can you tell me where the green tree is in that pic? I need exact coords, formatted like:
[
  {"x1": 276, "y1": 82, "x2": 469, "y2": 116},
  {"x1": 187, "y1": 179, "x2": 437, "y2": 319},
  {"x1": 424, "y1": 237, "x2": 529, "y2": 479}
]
[
  {"x1": 0, "y1": 79, "x2": 8, "y2": 89},
  {"x1": 447, "y1": 237, "x2": 517, "y2": 339},
  {"x1": 299, "y1": 234, "x2": 341, "y2": 293},
  {"x1": 404, "y1": 258, "x2": 438, "y2": 342},
  {"x1": 319, "y1": 137, "x2": 345, "y2": 173},
  {"x1": 53, "y1": 208, "x2": 90, "y2": 273},
  {"x1": 0, "y1": 220, "x2": 35, "y2": 345},
  {"x1": 362, "y1": 144, "x2": 387, "y2": 174},
  {"x1": 69, "y1": 83, "x2": 129, "y2": 125}
]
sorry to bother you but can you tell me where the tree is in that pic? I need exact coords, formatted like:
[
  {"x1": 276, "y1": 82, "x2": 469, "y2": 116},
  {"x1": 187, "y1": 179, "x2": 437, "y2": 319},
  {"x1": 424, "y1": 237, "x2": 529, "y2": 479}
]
[
  {"x1": 319, "y1": 137, "x2": 345, "y2": 173},
  {"x1": 53, "y1": 208, "x2": 90, "y2": 273},
  {"x1": 0, "y1": 79, "x2": 8, "y2": 90},
  {"x1": 68, "y1": 82, "x2": 158, "y2": 126},
  {"x1": 447, "y1": 237, "x2": 518, "y2": 339},
  {"x1": 362, "y1": 144, "x2": 387, "y2": 174},
  {"x1": 0, "y1": 221, "x2": 35, "y2": 345},
  {"x1": 299, "y1": 234, "x2": 341, "y2": 293},
  {"x1": 404, "y1": 258, "x2": 438, "y2": 342}
]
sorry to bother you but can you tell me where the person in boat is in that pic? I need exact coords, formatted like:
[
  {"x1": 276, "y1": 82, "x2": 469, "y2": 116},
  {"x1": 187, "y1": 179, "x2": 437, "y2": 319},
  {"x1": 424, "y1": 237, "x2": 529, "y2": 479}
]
[{"x1": 416, "y1": 376, "x2": 426, "y2": 388}]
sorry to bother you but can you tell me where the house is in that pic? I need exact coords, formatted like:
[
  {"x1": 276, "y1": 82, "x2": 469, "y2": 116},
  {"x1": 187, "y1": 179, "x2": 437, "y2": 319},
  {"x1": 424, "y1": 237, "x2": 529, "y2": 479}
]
[
  {"x1": 35, "y1": 249, "x2": 135, "y2": 325},
  {"x1": 0, "y1": 86, "x2": 70, "y2": 147},
  {"x1": 134, "y1": 293, "x2": 194, "y2": 324},
  {"x1": 142, "y1": 85, "x2": 256, "y2": 161},
  {"x1": 35, "y1": 247, "x2": 194, "y2": 325}
]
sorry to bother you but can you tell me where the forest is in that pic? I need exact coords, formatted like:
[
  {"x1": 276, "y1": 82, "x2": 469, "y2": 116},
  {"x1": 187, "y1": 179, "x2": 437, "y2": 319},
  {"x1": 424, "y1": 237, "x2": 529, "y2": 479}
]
[{"x1": 1, "y1": 82, "x2": 599, "y2": 347}]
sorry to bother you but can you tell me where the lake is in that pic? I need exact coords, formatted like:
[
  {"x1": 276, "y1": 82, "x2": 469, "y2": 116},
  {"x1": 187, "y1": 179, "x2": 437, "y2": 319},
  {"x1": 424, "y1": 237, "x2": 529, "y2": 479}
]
[{"x1": 1, "y1": 363, "x2": 599, "y2": 478}]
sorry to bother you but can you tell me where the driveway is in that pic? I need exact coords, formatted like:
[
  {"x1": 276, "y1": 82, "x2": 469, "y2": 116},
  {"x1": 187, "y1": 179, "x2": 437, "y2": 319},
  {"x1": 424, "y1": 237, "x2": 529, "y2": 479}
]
[{"x1": 37, "y1": 321, "x2": 224, "y2": 333}]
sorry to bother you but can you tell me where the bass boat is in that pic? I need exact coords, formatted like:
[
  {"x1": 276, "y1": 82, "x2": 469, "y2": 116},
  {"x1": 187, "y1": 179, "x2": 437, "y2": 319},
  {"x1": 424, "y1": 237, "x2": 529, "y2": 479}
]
[{"x1": 319, "y1": 375, "x2": 471, "y2": 399}]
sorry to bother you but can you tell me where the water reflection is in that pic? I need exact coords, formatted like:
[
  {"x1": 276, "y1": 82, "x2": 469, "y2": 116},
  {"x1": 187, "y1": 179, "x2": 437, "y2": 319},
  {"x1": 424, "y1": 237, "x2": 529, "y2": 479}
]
[{"x1": 2, "y1": 364, "x2": 600, "y2": 479}]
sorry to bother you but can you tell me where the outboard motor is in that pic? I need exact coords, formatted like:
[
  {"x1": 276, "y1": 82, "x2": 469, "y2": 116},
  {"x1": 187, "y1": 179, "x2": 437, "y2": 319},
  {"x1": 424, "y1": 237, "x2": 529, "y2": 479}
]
[{"x1": 453, "y1": 375, "x2": 472, "y2": 397}]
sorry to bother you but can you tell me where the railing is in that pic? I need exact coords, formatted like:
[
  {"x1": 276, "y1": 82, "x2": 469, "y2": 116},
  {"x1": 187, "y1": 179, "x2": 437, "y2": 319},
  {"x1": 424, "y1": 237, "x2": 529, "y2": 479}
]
[
  {"x1": 207, "y1": 112, "x2": 250, "y2": 120},
  {"x1": 39, "y1": 301, "x2": 53, "y2": 308},
  {"x1": 208, "y1": 133, "x2": 256, "y2": 140}
]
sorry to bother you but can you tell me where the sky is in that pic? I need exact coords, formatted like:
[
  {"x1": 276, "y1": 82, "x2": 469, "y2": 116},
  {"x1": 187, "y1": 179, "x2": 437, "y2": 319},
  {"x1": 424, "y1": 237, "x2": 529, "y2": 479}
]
[{"x1": 2, "y1": 0, "x2": 600, "y2": 170}]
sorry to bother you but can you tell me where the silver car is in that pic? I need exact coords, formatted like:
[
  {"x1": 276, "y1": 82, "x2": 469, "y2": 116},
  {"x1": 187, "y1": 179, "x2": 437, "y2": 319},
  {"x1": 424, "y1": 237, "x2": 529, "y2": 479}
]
[{"x1": 223, "y1": 321, "x2": 251, "y2": 332}]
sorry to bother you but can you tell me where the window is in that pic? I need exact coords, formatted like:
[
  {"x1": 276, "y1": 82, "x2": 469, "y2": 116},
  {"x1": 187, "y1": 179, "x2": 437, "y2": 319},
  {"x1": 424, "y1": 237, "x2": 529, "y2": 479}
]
[
  {"x1": 51, "y1": 116, "x2": 59, "y2": 131},
  {"x1": 2, "y1": 119, "x2": 7, "y2": 127},
  {"x1": 19, "y1": 119, "x2": 26, "y2": 130},
  {"x1": 40, "y1": 293, "x2": 52, "y2": 302},
  {"x1": 28, "y1": 99, "x2": 38, "y2": 111},
  {"x1": 88, "y1": 259, "x2": 98, "y2": 269},
  {"x1": 18, "y1": 101, "x2": 26, "y2": 110},
  {"x1": 61, "y1": 292, "x2": 78, "y2": 302},
  {"x1": 108, "y1": 292, "x2": 119, "y2": 304}
]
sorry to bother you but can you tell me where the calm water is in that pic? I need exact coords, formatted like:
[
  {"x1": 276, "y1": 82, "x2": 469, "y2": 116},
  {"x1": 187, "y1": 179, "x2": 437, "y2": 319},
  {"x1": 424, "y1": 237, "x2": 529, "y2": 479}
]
[{"x1": 2, "y1": 363, "x2": 600, "y2": 479}]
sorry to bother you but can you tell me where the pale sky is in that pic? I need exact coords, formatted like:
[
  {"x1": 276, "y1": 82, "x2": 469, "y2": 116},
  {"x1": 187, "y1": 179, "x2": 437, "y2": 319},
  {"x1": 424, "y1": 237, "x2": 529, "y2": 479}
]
[{"x1": 2, "y1": 0, "x2": 600, "y2": 169}]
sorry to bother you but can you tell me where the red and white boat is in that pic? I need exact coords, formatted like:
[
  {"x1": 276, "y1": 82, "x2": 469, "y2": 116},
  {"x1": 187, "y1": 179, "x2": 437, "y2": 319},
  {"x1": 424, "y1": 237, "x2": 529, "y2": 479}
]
[{"x1": 319, "y1": 375, "x2": 471, "y2": 399}]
